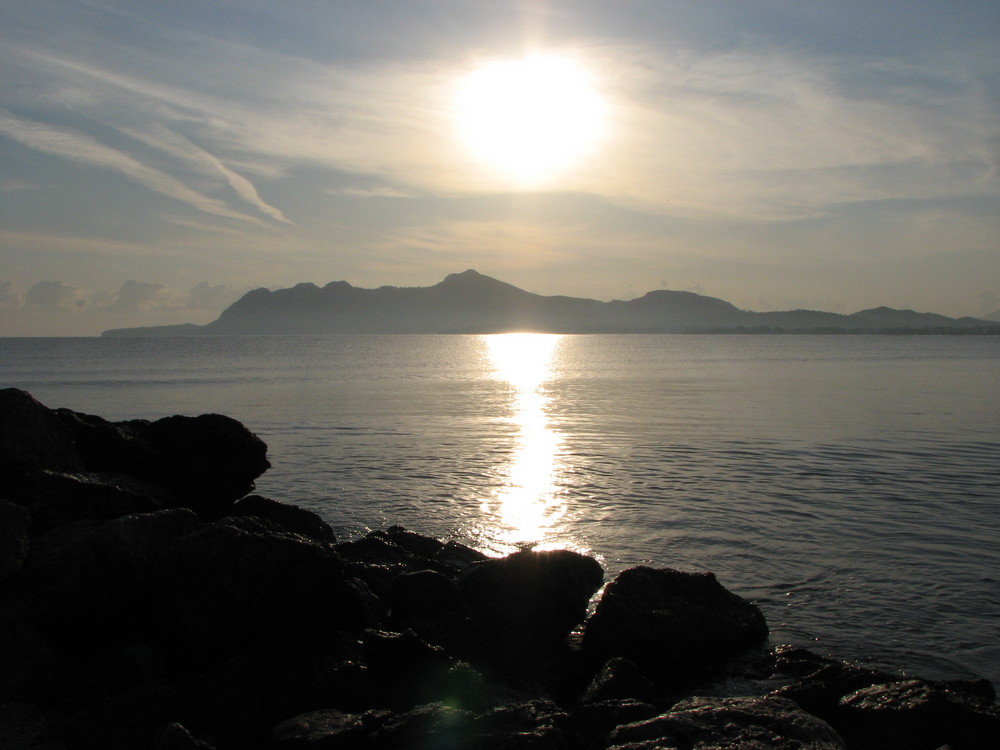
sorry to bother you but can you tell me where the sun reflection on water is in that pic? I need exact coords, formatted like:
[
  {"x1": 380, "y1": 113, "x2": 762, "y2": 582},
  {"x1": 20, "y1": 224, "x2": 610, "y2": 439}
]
[{"x1": 481, "y1": 333, "x2": 570, "y2": 553}]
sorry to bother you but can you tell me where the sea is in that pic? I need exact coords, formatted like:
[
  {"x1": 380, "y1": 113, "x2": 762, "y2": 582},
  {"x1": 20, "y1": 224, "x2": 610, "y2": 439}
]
[{"x1": 2, "y1": 333, "x2": 998, "y2": 686}]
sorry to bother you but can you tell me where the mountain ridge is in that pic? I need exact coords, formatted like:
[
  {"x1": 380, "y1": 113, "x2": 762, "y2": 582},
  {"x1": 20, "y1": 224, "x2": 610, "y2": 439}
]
[{"x1": 102, "y1": 269, "x2": 1000, "y2": 336}]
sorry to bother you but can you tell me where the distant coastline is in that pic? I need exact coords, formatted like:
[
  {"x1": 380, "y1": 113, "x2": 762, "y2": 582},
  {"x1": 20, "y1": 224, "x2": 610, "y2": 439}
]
[{"x1": 102, "y1": 269, "x2": 1000, "y2": 337}]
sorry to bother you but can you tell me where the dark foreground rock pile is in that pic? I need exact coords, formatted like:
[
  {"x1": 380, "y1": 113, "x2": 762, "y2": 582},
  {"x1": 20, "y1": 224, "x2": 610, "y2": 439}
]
[{"x1": 1, "y1": 388, "x2": 997, "y2": 749}]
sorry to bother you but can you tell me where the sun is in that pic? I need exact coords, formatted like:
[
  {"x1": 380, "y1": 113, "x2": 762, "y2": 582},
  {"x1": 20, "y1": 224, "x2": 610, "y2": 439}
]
[{"x1": 454, "y1": 54, "x2": 607, "y2": 186}]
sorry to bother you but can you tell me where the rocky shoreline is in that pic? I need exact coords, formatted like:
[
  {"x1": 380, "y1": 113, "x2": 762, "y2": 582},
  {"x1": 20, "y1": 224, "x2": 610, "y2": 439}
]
[{"x1": 1, "y1": 388, "x2": 997, "y2": 749}]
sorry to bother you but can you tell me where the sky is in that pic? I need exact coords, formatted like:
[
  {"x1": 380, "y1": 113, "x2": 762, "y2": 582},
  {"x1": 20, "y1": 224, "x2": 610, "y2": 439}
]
[{"x1": 2, "y1": 0, "x2": 999, "y2": 335}]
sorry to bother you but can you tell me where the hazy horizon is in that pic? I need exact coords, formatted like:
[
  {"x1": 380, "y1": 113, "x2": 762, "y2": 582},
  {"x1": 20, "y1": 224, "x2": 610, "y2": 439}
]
[{"x1": 3, "y1": 1, "x2": 999, "y2": 336}]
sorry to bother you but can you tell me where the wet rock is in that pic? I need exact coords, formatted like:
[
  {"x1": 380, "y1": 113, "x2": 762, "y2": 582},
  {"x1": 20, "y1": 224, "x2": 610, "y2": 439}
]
[
  {"x1": 457, "y1": 549, "x2": 604, "y2": 663},
  {"x1": 836, "y1": 678, "x2": 1000, "y2": 750},
  {"x1": 0, "y1": 388, "x2": 83, "y2": 483},
  {"x1": 0, "y1": 497, "x2": 30, "y2": 580},
  {"x1": 582, "y1": 566, "x2": 767, "y2": 688},
  {"x1": 579, "y1": 657, "x2": 655, "y2": 705},
  {"x1": 606, "y1": 695, "x2": 846, "y2": 749},
  {"x1": 14, "y1": 470, "x2": 177, "y2": 531},
  {"x1": 150, "y1": 522, "x2": 378, "y2": 662},
  {"x1": 231, "y1": 494, "x2": 335, "y2": 542}
]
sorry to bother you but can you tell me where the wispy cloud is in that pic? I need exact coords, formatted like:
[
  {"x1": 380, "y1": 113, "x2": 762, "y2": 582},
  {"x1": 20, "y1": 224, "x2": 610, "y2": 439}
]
[{"x1": 0, "y1": 109, "x2": 266, "y2": 225}]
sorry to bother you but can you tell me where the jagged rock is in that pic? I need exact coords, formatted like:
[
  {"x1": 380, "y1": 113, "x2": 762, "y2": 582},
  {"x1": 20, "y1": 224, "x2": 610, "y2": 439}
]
[
  {"x1": 580, "y1": 657, "x2": 655, "y2": 705},
  {"x1": 0, "y1": 388, "x2": 82, "y2": 481},
  {"x1": 230, "y1": 494, "x2": 334, "y2": 542},
  {"x1": 457, "y1": 549, "x2": 604, "y2": 663},
  {"x1": 0, "y1": 497, "x2": 30, "y2": 580},
  {"x1": 835, "y1": 678, "x2": 1000, "y2": 750},
  {"x1": 582, "y1": 566, "x2": 767, "y2": 688},
  {"x1": 13, "y1": 470, "x2": 177, "y2": 531},
  {"x1": 10, "y1": 508, "x2": 202, "y2": 647},
  {"x1": 55, "y1": 408, "x2": 270, "y2": 516},
  {"x1": 150, "y1": 522, "x2": 378, "y2": 662},
  {"x1": 605, "y1": 695, "x2": 846, "y2": 749}
]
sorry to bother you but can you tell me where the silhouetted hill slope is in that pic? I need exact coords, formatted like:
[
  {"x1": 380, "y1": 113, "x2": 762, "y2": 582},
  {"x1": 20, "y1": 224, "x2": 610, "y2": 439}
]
[{"x1": 102, "y1": 270, "x2": 1000, "y2": 336}]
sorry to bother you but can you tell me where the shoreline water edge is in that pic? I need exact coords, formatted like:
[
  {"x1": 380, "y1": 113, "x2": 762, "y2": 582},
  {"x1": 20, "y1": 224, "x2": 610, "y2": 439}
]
[{"x1": 1, "y1": 388, "x2": 997, "y2": 749}]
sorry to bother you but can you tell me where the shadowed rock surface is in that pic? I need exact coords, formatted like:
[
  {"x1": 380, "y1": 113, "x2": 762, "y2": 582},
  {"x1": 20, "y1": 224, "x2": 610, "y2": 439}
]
[{"x1": 1, "y1": 390, "x2": 997, "y2": 749}]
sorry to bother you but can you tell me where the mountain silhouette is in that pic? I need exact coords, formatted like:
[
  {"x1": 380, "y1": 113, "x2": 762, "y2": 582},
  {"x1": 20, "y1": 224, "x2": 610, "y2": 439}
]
[{"x1": 102, "y1": 270, "x2": 1000, "y2": 336}]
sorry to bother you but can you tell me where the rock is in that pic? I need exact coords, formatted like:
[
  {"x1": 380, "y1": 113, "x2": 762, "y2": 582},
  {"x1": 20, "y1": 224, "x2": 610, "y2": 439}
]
[
  {"x1": 367, "y1": 703, "x2": 476, "y2": 750},
  {"x1": 0, "y1": 498, "x2": 30, "y2": 581},
  {"x1": 150, "y1": 722, "x2": 217, "y2": 750},
  {"x1": 144, "y1": 413, "x2": 270, "y2": 509},
  {"x1": 580, "y1": 657, "x2": 655, "y2": 705},
  {"x1": 836, "y1": 678, "x2": 1000, "y2": 750},
  {"x1": 336, "y1": 534, "x2": 452, "y2": 599},
  {"x1": 468, "y1": 699, "x2": 571, "y2": 748},
  {"x1": 457, "y1": 549, "x2": 604, "y2": 663},
  {"x1": 582, "y1": 566, "x2": 767, "y2": 688},
  {"x1": 10, "y1": 508, "x2": 202, "y2": 647},
  {"x1": 606, "y1": 695, "x2": 846, "y2": 749},
  {"x1": 55, "y1": 408, "x2": 270, "y2": 516},
  {"x1": 150, "y1": 522, "x2": 378, "y2": 662},
  {"x1": 13, "y1": 470, "x2": 177, "y2": 531},
  {"x1": 0, "y1": 621, "x2": 63, "y2": 700},
  {"x1": 271, "y1": 707, "x2": 382, "y2": 749},
  {"x1": 434, "y1": 539, "x2": 489, "y2": 572},
  {"x1": 0, "y1": 388, "x2": 82, "y2": 481},
  {"x1": 383, "y1": 525, "x2": 445, "y2": 558},
  {"x1": 570, "y1": 699, "x2": 660, "y2": 750},
  {"x1": 390, "y1": 569, "x2": 468, "y2": 624},
  {"x1": 231, "y1": 494, "x2": 335, "y2": 542}
]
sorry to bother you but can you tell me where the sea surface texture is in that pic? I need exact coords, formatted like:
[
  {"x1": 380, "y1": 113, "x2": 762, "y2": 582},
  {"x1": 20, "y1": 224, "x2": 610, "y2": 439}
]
[{"x1": 3, "y1": 334, "x2": 998, "y2": 685}]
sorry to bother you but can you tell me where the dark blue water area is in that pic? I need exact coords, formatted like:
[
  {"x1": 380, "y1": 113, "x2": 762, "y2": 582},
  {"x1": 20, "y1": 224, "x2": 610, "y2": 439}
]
[{"x1": 2, "y1": 333, "x2": 999, "y2": 684}]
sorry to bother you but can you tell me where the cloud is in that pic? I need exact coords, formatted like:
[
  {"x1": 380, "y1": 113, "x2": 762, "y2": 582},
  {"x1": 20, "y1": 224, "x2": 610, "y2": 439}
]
[
  {"x1": 0, "y1": 281, "x2": 25, "y2": 309},
  {"x1": 25, "y1": 280, "x2": 82, "y2": 310},
  {"x1": 0, "y1": 109, "x2": 266, "y2": 225},
  {"x1": 117, "y1": 122, "x2": 293, "y2": 224},
  {"x1": 106, "y1": 280, "x2": 166, "y2": 313}
]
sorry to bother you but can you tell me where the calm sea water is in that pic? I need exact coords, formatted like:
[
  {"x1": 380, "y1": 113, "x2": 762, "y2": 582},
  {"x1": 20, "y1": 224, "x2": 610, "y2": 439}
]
[{"x1": 2, "y1": 334, "x2": 998, "y2": 685}]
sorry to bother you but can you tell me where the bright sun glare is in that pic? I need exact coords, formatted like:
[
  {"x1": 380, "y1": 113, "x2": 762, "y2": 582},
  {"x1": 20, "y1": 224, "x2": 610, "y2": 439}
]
[{"x1": 454, "y1": 54, "x2": 607, "y2": 186}]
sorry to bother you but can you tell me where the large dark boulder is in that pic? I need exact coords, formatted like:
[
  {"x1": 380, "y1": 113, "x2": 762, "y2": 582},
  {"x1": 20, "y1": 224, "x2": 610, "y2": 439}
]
[
  {"x1": 605, "y1": 695, "x2": 846, "y2": 749},
  {"x1": 150, "y1": 522, "x2": 378, "y2": 662},
  {"x1": 581, "y1": 566, "x2": 767, "y2": 688},
  {"x1": 0, "y1": 388, "x2": 82, "y2": 482},
  {"x1": 55, "y1": 408, "x2": 270, "y2": 516},
  {"x1": 457, "y1": 549, "x2": 604, "y2": 664}
]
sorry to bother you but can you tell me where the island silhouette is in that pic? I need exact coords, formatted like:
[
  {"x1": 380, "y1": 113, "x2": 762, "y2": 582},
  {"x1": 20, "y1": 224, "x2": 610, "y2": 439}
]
[{"x1": 102, "y1": 269, "x2": 999, "y2": 336}]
